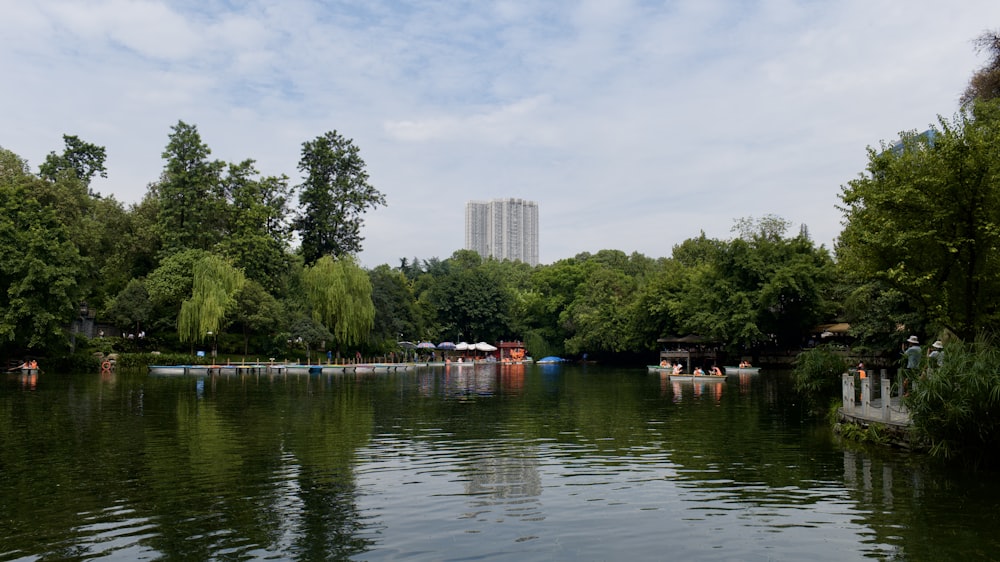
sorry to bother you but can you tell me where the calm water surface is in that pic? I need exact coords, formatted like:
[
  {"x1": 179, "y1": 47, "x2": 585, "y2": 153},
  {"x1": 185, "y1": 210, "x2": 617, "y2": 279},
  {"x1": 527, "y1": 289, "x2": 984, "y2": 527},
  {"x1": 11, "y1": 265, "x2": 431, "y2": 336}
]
[{"x1": 2, "y1": 364, "x2": 999, "y2": 560}]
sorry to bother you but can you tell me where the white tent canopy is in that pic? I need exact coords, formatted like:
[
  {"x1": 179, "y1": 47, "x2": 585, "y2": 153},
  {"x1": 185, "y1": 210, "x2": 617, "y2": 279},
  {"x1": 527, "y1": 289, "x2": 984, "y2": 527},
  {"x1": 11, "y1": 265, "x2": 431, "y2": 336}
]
[{"x1": 475, "y1": 342, "x2": 497, "y2": 352}]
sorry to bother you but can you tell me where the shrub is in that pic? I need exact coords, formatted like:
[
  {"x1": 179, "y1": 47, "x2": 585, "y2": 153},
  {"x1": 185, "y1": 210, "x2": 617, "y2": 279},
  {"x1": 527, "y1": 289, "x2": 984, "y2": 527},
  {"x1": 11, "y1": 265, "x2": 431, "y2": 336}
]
[
  {"x1": 793, "y1": 344, "x2": 848, "y2": 398},
  {"x1": 908, "y1": 335, "x2": 1000, "y2": 467}
]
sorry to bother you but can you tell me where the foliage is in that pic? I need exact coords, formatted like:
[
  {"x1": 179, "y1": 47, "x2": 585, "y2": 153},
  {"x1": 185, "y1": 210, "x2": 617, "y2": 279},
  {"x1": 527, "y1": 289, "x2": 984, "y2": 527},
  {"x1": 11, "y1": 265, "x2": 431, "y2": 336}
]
[
  {"x1": 836, "y1": 421, "x2": 891, "y2": 445},
  {"x1": 793, "y1": 344, "x2": 848, "y2": 398},
  {"x1": 907, "y1": 335, "x2": 1000, "y2": 467},
  {"x1": 294, "y1": 131, "x2": 386, "y2": 264},
  {"x1": 301, "y1": 255, "x2": 374, "y2": 349},
  {"x1": 232, "y1": 280, "x2": 284, "y2": 355},
  {"x1": 177, "y1": 254, "x2": 246, "y2": 343},
  {"x1": 0, "y1": 148, "x2": 86, "y2": 353},
  {"x1": 154, "y1": 120, "x2": 225, "y2": 255},
  {"x1": 38, "y1": 134, "x2": 107, "y2": 189},
  {"x1": 105, "y1": 278, "x2": 152, "y2": 334},
  {"x1": 114, "y1": 352, "x2": 202, "y2": 369},
  {"x1": 962, "y1": 30, "x2": 1000, "y2": 106},
  {"x1": 217, "y1": 159, "x2": 292, "y2": 294},
  {"x1": 421, "y1": 250, "x2": 513, "y2": 344},
  {"x1": 837, "y1": 101, "x2": 1000, "y2": 340},
  {"x1": 367, "y1": 265, "x2": 420, "y2": 353},
  {"x1": 667, "y1": 216, "x2": 835, "y2": 352}
]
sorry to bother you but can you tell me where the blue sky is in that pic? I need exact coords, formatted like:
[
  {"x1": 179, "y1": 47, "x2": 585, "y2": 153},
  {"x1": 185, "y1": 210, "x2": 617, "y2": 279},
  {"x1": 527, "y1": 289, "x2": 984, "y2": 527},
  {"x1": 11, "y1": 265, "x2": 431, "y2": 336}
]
[{"x1": 4, "y1": 1, "x2": 1000, "y2": 268}]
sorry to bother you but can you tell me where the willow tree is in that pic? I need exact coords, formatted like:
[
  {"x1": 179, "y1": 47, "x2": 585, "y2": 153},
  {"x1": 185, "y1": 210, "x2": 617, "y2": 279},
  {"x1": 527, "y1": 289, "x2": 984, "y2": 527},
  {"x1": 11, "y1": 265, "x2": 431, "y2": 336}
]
[
  {"x1": 178, "y1": 254, "x2": 246, "y2": 344},
  {"x1": 302, "y1": 255, "x2": 374, "y2": 351}
]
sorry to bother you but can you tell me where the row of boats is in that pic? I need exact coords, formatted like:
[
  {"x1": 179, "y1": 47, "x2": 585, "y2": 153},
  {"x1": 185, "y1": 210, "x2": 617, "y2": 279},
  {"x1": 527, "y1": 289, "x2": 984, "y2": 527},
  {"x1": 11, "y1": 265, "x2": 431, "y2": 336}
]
[
  {"x1": 646, "y1": 364, "x2": 761, "y2": 381},
  {"x1": 146, "y1": 361, "x2": 761, "y2": 377},
  {"x1": 147, "y1": 360, "x2": 528, "y2": 376}
]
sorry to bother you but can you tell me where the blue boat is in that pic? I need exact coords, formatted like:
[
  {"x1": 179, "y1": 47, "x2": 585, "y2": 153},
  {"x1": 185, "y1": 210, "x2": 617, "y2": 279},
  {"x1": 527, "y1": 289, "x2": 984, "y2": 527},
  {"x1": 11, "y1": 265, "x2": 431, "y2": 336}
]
[{"x1": 536, "y1": 356, "x2": 565, "y2": 364}]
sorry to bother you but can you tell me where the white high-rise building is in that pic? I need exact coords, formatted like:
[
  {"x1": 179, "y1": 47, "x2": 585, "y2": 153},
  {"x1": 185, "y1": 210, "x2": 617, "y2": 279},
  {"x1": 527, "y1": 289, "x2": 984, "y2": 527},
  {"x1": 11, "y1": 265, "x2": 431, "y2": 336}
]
[{"x1": 465, "y1": 198, "x2": 539, "y2": 266}]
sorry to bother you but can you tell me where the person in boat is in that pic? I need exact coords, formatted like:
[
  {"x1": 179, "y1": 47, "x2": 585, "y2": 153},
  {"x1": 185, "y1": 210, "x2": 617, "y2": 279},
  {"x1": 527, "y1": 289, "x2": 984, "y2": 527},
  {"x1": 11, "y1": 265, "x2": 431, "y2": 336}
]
[
  {"x1": 693, "y1": 366, "x2": 704, "y2": 376},
  {"x1": 710, "y1": 365, "x2": 723, "y2": 377},
  {"x1": 672, "y1": 362, "x2": 682, "y2": 375},
  {"x1": 660, "y1": 359, "x2": 668, "y2": 368}
]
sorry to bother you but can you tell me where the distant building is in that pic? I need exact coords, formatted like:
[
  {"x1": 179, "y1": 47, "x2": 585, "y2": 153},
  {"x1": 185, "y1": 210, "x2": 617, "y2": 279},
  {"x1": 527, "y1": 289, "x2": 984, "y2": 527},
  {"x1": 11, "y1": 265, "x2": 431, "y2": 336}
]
[{"x1": 465, "y1": 198, "x2": 539, "y2": 266}]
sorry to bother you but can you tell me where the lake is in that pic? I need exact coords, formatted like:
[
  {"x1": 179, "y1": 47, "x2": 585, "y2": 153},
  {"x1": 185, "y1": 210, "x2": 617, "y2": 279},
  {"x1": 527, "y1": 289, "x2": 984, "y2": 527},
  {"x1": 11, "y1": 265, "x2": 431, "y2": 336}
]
[{"x1": 2, "y1": 364, "x2": 999, "y2": 560}]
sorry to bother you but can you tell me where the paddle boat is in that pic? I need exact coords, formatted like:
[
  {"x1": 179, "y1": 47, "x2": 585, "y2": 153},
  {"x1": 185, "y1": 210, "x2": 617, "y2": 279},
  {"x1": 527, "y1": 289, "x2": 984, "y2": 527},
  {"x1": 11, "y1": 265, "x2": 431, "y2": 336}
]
[
  {"x1": 148, "y1": 365, "x2": 189, "y2": 376},
  {"x1": 724, "y1": 365, "x2": 761, "y2": 375},
  {"x1": 536, "y1": 356, "x2": 565, "y2": 364}
]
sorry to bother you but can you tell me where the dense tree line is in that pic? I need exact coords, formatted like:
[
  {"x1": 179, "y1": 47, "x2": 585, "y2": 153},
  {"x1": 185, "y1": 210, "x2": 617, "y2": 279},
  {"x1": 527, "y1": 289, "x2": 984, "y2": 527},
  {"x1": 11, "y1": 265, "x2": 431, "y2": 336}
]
[{"x1": 0, "y1": 115, "x2": 838, "y2": 365}]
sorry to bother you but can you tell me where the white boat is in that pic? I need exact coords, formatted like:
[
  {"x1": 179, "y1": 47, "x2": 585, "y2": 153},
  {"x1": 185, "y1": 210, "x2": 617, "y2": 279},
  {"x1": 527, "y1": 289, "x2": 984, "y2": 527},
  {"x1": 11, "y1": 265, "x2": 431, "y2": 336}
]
[
  {"x1": 669, "y1": 374, "x2": 726, "y2": 382},
  {"x1": 148, "y1": 365, "x2": 188, "y2": 376},
  {"x1": 724, "y1": 366, "x2": 761, "y2": 375}
]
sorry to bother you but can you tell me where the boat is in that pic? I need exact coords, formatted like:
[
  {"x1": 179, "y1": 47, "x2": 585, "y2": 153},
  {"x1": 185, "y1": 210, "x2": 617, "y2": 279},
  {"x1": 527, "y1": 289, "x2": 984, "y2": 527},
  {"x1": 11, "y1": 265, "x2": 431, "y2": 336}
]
[
  {"x1": 445, "y1": 361, "x2": 476, "y2": 368},
  {"x1": 20, "y1": 367, "x2": 38, "y2": 375},
  {"x1": 148, "y1": 365, "x2": 189, "y2": 376},
  {"x1": 648, "y1": 365, "x2": 672, "y2": 373},
  {"x1": 536, "y1": 356, "x2": 565, "y2": 364},
  {"x1": 724, "y1": 366, "x2": 761, "y2": 375},
  {"x1": 669, "y1": 374, "x2": 726, "y2": 382}
]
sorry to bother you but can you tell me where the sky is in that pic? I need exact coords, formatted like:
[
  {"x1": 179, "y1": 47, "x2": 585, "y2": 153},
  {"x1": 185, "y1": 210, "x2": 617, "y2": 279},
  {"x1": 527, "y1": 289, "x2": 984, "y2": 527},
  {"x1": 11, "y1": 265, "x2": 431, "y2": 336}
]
[{"x1": 3, "y1": 1, "x2": 999, "y2": 269}]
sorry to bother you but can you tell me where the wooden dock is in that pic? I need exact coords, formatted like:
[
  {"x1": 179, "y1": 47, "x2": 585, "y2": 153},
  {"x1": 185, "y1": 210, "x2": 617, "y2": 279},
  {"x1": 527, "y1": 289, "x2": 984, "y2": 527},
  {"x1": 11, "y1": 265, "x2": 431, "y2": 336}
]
[{"x1": 148, "y1": 362, "x2": 419, "y2": 376}]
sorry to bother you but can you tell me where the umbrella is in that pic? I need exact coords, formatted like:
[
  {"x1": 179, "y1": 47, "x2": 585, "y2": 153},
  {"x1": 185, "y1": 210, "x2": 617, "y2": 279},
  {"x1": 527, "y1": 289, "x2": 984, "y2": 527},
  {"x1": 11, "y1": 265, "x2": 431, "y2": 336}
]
[
  {"x1": 475, "y1": 342, "x2": 497, "y2": 352},
  {"x1": 397, "y1": 341, "x2": 417, "y2": 349},
  {"x1": 437, "y1": 342, "x2": 457, "y2": 350},
  {"x1": 455, "y1": 342, "x2": 470, "y2": 351},
  {"x1": 416, "y1": 342, "x2": 436, "y2": 349}
]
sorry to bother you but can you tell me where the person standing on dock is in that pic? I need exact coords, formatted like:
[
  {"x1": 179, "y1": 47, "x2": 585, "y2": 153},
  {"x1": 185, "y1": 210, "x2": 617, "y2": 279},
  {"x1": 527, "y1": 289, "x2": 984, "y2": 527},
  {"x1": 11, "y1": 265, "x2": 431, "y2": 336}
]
[
  {"x1": 902, "y1": 335, "x2": 921, "y2": 392},
  {"x1": 929, "y1": 340, "x2": 944, "y2": 368}
]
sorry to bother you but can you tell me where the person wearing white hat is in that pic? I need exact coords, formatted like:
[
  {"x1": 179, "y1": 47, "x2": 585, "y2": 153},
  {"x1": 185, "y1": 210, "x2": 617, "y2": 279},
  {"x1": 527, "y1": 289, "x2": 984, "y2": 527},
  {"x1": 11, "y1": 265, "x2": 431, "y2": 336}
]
[
  {"x1": 929, "y1": 340, "x2": 944, "y2": 367},
  {"x1": 903, "y1": 335, "x2": 921, "y2": 369},
  {"x1": 901, "y1": 335, "x2": 921, "y2": 393}
]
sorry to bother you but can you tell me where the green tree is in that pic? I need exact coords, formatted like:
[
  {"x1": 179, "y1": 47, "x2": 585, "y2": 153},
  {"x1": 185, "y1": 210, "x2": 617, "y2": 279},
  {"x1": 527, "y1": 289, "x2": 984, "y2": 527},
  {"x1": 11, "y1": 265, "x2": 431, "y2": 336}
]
[
  {"x1": 368, "y1": 265, "x2": 420, "y2": 352},
  {"x1": 217, "y1": 159, "x2": 292, "y2": 294},
  {"x1": 562, "y1": 266, "x2": 637, "y2": 354},
  {"x1": 669, "y1": 217, "x2": 835, "y2": 351},
  {"x1": 301, "y1": 255, "x2": 375, "y2": 350},
  {"x1": 105, "y1": 278, "x2": 152, "y2": 337},
  {"x1": 178, "y1": 254, "x2": 246, "y2": 344},
  {"x1": 145, "y1": 249, "x2": 211, "y2": 335},
  {"x1": 232, "y1": 280, "x2": 283, "y2": 355},
  {"x1": 423, "y1": 250, "x2": 512, "y2": 344},
  {"x1": 837, "y1": 101, "x2": 1000, "y2": 340},
  {"x1": 38, "y1": 134, "x2": 107, "y2": 190},
  {"x1": 0, "y1": 148, "x2": 86, "y2": 352},
  {"x1": 294, "y1": 131, "x2": 386, "y2": 264},
  {"x1": 154, "y1": 121, "x2": 224, "y2": 255}
]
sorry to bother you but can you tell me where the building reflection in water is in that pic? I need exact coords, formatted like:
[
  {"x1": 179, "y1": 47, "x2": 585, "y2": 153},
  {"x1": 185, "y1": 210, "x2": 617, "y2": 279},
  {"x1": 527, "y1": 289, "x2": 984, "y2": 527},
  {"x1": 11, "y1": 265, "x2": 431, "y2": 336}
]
[
  {"x1": 463, "y1": 445, "x2": 544, "y2": 521},
  {"x1": 443, "y1": 364, "x2": 497, "y2": 398},
  {"x1": 500, "y1": 364, "x2": 525, "y2": 395}
]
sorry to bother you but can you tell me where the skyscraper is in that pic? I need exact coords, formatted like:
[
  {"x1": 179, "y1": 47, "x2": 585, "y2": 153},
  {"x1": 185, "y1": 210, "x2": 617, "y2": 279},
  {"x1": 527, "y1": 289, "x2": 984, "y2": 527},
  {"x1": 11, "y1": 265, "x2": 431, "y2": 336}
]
[{"x1": 465, "y1": 198, "x2": 539, "y2": 266}]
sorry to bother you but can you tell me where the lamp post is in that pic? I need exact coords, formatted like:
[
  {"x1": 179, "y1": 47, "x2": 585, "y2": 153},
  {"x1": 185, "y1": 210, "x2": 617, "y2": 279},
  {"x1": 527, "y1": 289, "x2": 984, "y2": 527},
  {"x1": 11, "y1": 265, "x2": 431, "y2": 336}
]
[{"x1": 207, "y1": 331, "x2": 216, "y2": 358}]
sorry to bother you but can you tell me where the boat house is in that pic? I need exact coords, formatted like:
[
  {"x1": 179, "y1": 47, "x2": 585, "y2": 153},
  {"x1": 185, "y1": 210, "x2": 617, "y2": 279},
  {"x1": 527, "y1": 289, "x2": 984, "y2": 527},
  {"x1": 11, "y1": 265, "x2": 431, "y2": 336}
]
[{"x1": 657, "y1": 335, "x2": 719, "y2": 371}]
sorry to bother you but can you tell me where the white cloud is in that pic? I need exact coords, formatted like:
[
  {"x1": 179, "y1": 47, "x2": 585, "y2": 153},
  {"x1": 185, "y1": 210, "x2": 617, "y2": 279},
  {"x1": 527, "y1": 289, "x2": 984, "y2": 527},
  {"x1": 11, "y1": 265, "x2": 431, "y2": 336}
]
[{"x1": 2, "y1": 0, "x2": 999, "y2": 267}]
